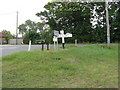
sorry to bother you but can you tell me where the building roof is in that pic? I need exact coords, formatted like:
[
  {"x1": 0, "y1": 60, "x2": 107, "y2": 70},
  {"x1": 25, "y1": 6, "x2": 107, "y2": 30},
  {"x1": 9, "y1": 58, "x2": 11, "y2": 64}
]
[{"x1": 0, "y1": 32, "x2": 8, "y2": 38}]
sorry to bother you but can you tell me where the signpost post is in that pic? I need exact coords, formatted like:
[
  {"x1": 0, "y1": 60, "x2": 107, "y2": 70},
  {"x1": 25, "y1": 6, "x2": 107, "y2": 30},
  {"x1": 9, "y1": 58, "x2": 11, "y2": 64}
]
[{"x1": 59, "y1": 30, "x2": 72, "y2": 49}]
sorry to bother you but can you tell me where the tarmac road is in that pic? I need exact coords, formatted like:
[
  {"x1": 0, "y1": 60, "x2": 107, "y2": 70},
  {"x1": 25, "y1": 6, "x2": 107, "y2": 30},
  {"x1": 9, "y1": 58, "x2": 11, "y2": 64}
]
[{"x1": 0, "y1": 45, "x2": 44, "y2": 57}]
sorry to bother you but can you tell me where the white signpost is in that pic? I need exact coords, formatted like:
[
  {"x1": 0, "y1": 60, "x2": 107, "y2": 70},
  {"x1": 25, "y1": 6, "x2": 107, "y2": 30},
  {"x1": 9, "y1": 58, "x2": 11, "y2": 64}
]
[
  {"x1": 59, "y1": 30, "x2": 72, "y2": 49},
  {"x1": 53, "y1": 30, "x2": 72, "y2": 50}
]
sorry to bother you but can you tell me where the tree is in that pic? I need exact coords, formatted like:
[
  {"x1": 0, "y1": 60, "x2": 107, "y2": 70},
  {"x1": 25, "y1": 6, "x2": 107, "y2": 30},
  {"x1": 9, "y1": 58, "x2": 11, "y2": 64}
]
[
  {"x1": 18, "y1": 20, "x2": 39, "y2": 37},
  {"x1": 90, "y1": 2, "x2": 120, "y2": 43},
  {"x1": 2, "y1": 30, "x2": 15, "y2": 44},
  {"x1": 18, "y1": 20, "x2": 46, "y2": 44},
  {"x1": 36, "y1": 2, "x2": 92, "y2": 43},
  {"x1": 25, "y1": 20, "x2": 38, "y2": 32},
  {"x1": 109, "y1": 2, "x2": 120, "y2": 42},
  {"x1": 23, "y1": 31, "x2": 40, "y2": 44},
  {"x1": 41, "y1": 27, "x2": 52, "y2": 43},
  {"x1": 18, "y1": 24, "x2": 27, "y2": 37},
  {"x1": 38, "y1": 1, "x2": 120, "y2": 43}
]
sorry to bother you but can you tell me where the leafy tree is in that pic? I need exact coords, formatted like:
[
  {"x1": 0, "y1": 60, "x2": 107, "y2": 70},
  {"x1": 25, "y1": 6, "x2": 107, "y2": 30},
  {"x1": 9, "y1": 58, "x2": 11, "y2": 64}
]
[
  {"x1": 18, "y1": 24, "x2": 27, "y2": 37},
  {"x1": 41, "y1": 27, "x2": 53, "y2": 43},
  {"x1": 36, "y1": 22, "x2": 45, "y2": 32},
  {"x1": 18, "y1": 20, "x2": 46, "y2": 43},
  {"x1": 2, "y1": 30, "x2": 15, "y2": 44},
  {"x1": 91, "y1": 2, "x2": 120, "y2": 43},
  {"x1": 36, "y1": 1, "x2": 120, "y2": 43},
  {"x1": 25, "y1": 20, "x2": 38, "y2": 32},
  {"x1": 18, "y1": 20, "x2": 42, "y2": 36},
  {"x1": 36, "y1": 2, "x2": 92, "y2": 43},
  {"x1": 109, "y1": 2, "x2": 120, "y2": 42},
  {"x1": 23, "y1": 31, "x2": 40, "y2": 44}
]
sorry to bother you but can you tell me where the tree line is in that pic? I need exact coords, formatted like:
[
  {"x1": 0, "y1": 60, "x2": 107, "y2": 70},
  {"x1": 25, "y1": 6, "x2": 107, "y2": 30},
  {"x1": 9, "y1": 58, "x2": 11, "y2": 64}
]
[{"x1": 18, "y1": 1, "x2": 120, "y2": 44}]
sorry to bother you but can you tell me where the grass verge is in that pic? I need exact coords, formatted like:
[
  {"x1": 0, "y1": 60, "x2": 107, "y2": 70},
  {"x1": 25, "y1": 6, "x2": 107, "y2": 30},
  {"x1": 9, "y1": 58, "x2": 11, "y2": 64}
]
[{"x1": 2, "y1": 45, "x2": 118, "y2": 88}]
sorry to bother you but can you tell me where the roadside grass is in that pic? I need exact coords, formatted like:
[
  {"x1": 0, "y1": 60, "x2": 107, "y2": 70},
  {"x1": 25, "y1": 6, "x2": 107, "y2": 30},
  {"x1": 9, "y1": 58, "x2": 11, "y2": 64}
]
[{"x1": 2, "y1": 45, "x2": 118, "y2": 88}]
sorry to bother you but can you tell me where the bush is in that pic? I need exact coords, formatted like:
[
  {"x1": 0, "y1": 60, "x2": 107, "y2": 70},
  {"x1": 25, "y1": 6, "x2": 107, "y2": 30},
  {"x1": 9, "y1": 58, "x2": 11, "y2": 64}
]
[{"x1": 23, "y1": 31, "x2": 40, "y2": 44}]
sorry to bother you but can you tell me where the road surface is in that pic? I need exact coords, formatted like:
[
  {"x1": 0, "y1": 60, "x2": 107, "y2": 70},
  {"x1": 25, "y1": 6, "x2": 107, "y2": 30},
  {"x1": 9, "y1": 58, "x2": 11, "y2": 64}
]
[{"x1": 0, "y1": 45, "x2": 44, "y2": 57}]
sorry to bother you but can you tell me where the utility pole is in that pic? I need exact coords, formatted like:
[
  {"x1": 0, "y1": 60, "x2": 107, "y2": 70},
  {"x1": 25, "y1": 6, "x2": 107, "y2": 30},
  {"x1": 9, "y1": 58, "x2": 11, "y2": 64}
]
[
  {"x1": 16, "y1": 11, "x2": 18, "y2": 45},
  {"x1": 105, "y1": 0, "x2": 110, "y2": 47}
]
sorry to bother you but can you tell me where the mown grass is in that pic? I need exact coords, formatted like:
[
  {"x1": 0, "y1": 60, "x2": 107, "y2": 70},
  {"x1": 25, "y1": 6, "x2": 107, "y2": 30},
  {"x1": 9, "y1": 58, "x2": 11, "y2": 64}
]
[{"x1": 2, "y1": 45, "x2": 118, "y2": 88}]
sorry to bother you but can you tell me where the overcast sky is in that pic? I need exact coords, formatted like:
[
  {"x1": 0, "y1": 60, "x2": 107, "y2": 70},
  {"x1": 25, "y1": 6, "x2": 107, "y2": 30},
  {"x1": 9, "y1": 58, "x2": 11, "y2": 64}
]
[{"x1": 0, "y1": 0, "x2": 52, "y2": 35}]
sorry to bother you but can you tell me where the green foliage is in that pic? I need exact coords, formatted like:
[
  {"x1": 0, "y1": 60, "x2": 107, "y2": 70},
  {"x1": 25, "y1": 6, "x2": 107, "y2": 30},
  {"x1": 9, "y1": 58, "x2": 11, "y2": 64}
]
[
  {"x1": 90, "y1": 2, "x2": 120, "y2": 43},
  {"x1": 36, "y1": 2, "x2": 92, "y2": 43},
  {"x1": 18, "y1": 20, "x2": 51, "y2": 44},
  {"x1": 23, "y1": 31, "x2": 40, "y2": 44},
  {"x1": 18, "y1": 24, "x2": 27, "y2": 37},
  {"x1": 109, "y1": 2, "x2": 120, "y2": 42},
  {"x1": 36, "y1": 2, "x2": 120, "y2": 43},
  {"x1": 18, "y1": 2, "x2": 120, "y2": 44},
  {"x1": 2, "y1": 30, "x2": 15, "y2": 43},
  {"x1": 40, "y1": 28, "x2": 53, "y2": 43},
  {"x1": 18, "y1": 20, "x2": 38, "y2": 35}
]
